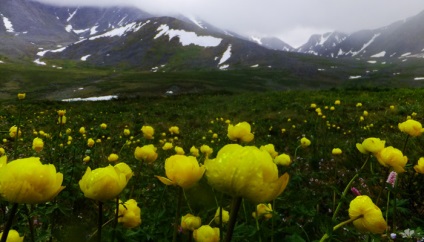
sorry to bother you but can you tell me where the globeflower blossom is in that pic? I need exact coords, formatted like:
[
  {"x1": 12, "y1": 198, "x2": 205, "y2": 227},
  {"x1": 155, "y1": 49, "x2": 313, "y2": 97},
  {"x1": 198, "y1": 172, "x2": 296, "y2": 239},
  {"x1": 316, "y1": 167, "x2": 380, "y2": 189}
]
[
  {"x1": 17, "y1": 93, "x2": 26, "y2": 100},
  {"x1": 141, "y1": 125, "x2": 154, "y2": 139},
  {"x1": 169, "y1": 126, "x2": 180, "y2": 135},
  {"x1": 348, "y1": 195, "x2": 387, "y2": 234},
  {"x1": 300, "y1": 137, "x2": 311, "y2": 148},
  {"x1": 375, "y1": 146, "x2": 408, "y2": 173},
  {"x1": 193, "y1": 225, "x2": 219, "y2": 242},
  {"x1": 100, "y1": 123, "x2": 107, "y2": 129},
  {"x1": 175, "y1": 146, "x2": 185, "y2": 155},
  {"x1": 162, "y1": 142, "x2": 173, "y2": 150},
  {"x1": 107, "y1": 153, "x2": 119, "y2": 163},
  {"x1": 356, "y1": 137, "x2": 385, "y2": 154},
  {"x1": 332, "y1": 148, "x2": 342, "y2": 155},
  {"x1": 414, "y1": 157, "x2": 424, "y2": 174},
  {"x1": 205, "y1": 144, "x2": 289, "y2": 204},
  {"x1": 398, "y1": 119, "x2": 424, "y2": 137},
  {"x1": 156, "y1": 155, "x2": 205, "y2": 189},
  {"x1": 200, "y1": 145, "x2": 213, "y2": 157},
  {"x1": 227, "y1": 122, "x2": 254, "y2": 143},
  {"x1": 260, "y1": 144, "x2": 278, "y2": 158},
  {"x1": 252, "y1": 203, "x2": 273, "y2": 220},
  {"x1": 214, "y1": 207, "x2": 229, "y2": 224},
  {"x1": 32, "y1": 137, "x2": 44, "y2": 152},
  {"x1": 181, "y1": 214, "x2": 202, "y2": 231},
  {"x1": 79, "y1": 163, "x2": 132, "y2": 201},
  {"x1": 190, "y1": 146, "x2": 199, "y2": 157},
  {"x1": 117, "y1": 199, "x2": 142, "y2": 228},
  {"x1": 134, "y1": 145, "x2": 158, "y2": 164},
  {"x1": 87, "y1": 138, "x2": 95, "y2": 148},
  {"x1": 274, "y1": 153, "x2": 291, "y2": 166},
  {"x1": 0, "y1": 157, "x2": 65, "y2": 204},
  {"x1": 9, "y1": 126, "x2": 21, "y2": 139},
  {"x1": 0, "y1": 229, "x2": 24, "y2": 242}
]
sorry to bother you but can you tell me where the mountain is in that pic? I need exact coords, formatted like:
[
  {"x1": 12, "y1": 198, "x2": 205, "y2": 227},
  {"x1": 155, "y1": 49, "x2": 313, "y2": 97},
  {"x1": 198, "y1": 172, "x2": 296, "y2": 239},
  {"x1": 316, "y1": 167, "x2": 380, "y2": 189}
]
[
  {"x1": 296, "y1": 10, "x2": 424, "y2": 59},
  {"x1": 250, "y1": 36, "x2": 294, "y2": 52}
]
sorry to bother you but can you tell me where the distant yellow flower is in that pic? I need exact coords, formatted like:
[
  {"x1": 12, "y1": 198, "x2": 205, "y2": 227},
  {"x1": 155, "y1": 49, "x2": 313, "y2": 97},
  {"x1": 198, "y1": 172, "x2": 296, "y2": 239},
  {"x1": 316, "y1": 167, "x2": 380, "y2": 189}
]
[
  {"x1": 310, "y1": 103, "x2": 317, "y2": 108},
  {"x1": 32, "y1": 137, "x2": 44, "y2": 152},
  {"x1": 0, "y1": 147, "x2": 5, "y2": 157},
  {"x1": 414, "y1": 157, "x2": 424, "y2": 174},
  {"x1": 398, "y1": 119, "x2": 424, "y2": 137},
  {"x1": 87, "y1": 138, "x2": 95, "y2": 148},
  {"x1": 141, "y1": 125, "x2": 154, "y2": 139},
  {"x1": 356, "y1": 103, "x2": 362, "y2": 107},
  {"x1": 0, "y1": 229, "x2": 24, "y2": 242},
  {"x1": 117, "y1": 199, "x2": 141, "y2": 228},
  {"x1": 214, "y1": 207, "x2": 229, "y2": 224},
  {"x1": 348, "y1": 195, "x2": 387, "y2": 234},
  {"x1": 252, "y1": 203, "x2": 273, "y2": 220},
  {"x1": 363, "y1": 110, "x2": 368, "y2": 116},
  {"x1": 274, "y1": 153, "x2": 291, "y2": 166},
  {"x1": 108, "y1": 153, "x2": 119, "y2": 163},
  {"x1": 0, "y1": 157, "x2": 64, "y2": 204},
  {"x1": 181, "y1": 213, "x2": 202, "y2": 231},
  {"x1": 169, "y1": 126, "x2": 180, "y2": 135},
  {"x1": 175, "y1": 146, "x2": 185, "y2": 155},
  {"x1": 83, "y1": 156, "x2": 90, "y2": 163},
  {"x1": 134, "y1": 145, "x2": 158, "y2": 163},
  {"x1": 334, "y1": 100, "x2": 341, "y2": 105},
  {"x1": 57, "y1": 110, "x2": 66, "y2": 117},
  {"x1": 332, "y1": 148, "x2": 342, "y2": 155},
  {"x1": 227, "y1": 121, "x2": 254, "y2": 143},
  {"x1": 162, "y1": 142, "x2": 173, "y2": 150},
  {"x1": 114, "y1": 163, "x2": 134, "y2": 181},
  {"x1": 17, "y1": 93, "x2": 26, "y2": 100},
  {"x1": 79, "y1": 164, "x2": 131, "y2": 201},
  {"x1": 356, "y1": 137, "x2": 385, "y2": 154},
  {"x1": 79, "y1": 127, "x2": 86, "y2": 134},
  {"x1": 100, "y1": 123, "x2": 107, "y2": 129},
  {"x1": 390, "y1": 105, "x2": 395, "y2": 110},
  {"x1": 9, "y1": 126, "x2": 21, "y2": 139},
  {"x1": 190, "y1": 146, "x2": 200, "y2": 157},
  {"x1": 193, "y1": 225, "x2": 220, "y2": 242},
  {"x1": 123, "y1": 128, "x2": 130, "y2": 136},
  {"x1": 260, "y1": 144, "x2": 278, "y2": 158},
  {"x1": 205, "y1": 144, "x2": 289, "y2": 204},
  {"x1": 156, "y1": 155, "x2": 205, "y2": 189},
  {"x1": 375, "y1": 146, "x2": 408, "y2": 173},
  {"x1": 300, "y1": 137, "x2": 311, "y2": 148},
  {"x1": 200, "y1": 145, "x2": 213, "y2": 157}
]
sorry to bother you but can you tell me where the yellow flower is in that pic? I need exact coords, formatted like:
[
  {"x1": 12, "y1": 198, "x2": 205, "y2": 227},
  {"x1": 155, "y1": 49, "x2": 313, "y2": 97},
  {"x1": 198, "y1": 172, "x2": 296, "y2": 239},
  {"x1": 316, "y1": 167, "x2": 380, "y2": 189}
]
[
  {"x1": 87, "y1": 138, "x2": 95, "y2": 148},
  {"x1": 205, "y1": 144, "x2": 289, "y2": 204},
  {"x1": 214, "y1": 207, "x2": 229, "y2": 224},
  {"x1": 356, "y1": 137, "x2": 385, "y2": 154},
  {"x1": 32, "y1": 137, "x2": 44, "y2": 153},
  {"x1": 398, "y1": 119, "x2": 424, "y2": 137},
  {"x1": 334, "y1": 100, "x2": 341, "y2": 105},
  {"x1": 83, "y1": 156, "x2": 90, "y2": 163},
  {"x1": 57, "y1": 110, "x2": 66, "y2": 117},
  {"x1": 260, "y1": 144, "x2": 278, "y2": 158},
  {"x1": 123, "y1": 128, "x2": 131, "y2": 136},
  {"x1": 348, "y1": 195, "x2": 387, "y2": 234},
  {"x1": 57, "y1": 116, "x2": 66, "y2": 125},
  {"x1": 252, "y1": 203, "x2": 273, "y2": 220},
  {"x1": 193, "y1": 225, "x2": 220, "y2": 242},
  {"x1": 162, "y1": 142, "x2": 174, "y2": 150},
  {"x1": 134, "y1": 145, "x2": 158, "y2": 163},
  {"x1": 141, "y1": 125, "x2": 154, "y2": 139},
  {"x1": 169, "y1": 126, "x2": 180, "y2": 135},
  {"x1": 356, "y1": 103, "x2": 362, "y2": 107},
  {"x1": 108, "y1": 153, "x2": 119, "y2": 163},
  {"x1": 274, "y1": 154, "x2": 291, "y2": 166},
  {"x1": 114, "y1": 162, "x2": 134, "y2": 181},
  {"x1": 118, "y1": 199, "x2": 141, "y2": 228},
  {"x1": 0, "y1": 147, "x2": 5, "y2": 157},
  {"x1": 17, "y1": 93, "x2": 26, "y2": 100},
  {"x1": 414, "y1": 157, "x2": 424, "y2": 174},
  {"x1": 0, "y1": 157, "x2": 64, "y2": 204},
  {"x1": 79, "y1": 127, "x2": 86, "y2": 134},
  {"x1": 300, "y1": 137, "x2": 311, "y2": 148},
  {"x1": 0, "y1": 229, "x2": 24, "y2": 242},
  {"x1": 156, "y1": 155, "x2": 205, "y2": 189},
  {"x1": 79, "y1": 164, "x2": 131, "y2": 201},
  {"x1": 227, "y1": 122, "x2": 254, "y2": 143},
  {"x1": 375, "y1": 146, "x2": 408, "y2": 173},
  {"x1": 390, "y1": 105, "x2": 395, "y2": 110},
  {"x1": 175, "y1": 146, "x2": 185, "y2": 155},
  {"x1": 190, "y1": 146, "x2": 200, "y2": 157},
  {"x1": 200, "y1": 145, "x2": 213, "y2": 157},
  {"x1": 100, "y1": 123, "x2": 107, "y2": 129},
  {"x1": 181, "y1": 213, "x2": 202, "y2": 231},
  {"x1": 9, "y1": 126, "x2": 21, "y2": 139},
  {"x1": 332, "y1": 148, "x2": 342, "y2": 155},
  {"x1": 310, "y1": 103, "x2": 317, "y2": 108}
]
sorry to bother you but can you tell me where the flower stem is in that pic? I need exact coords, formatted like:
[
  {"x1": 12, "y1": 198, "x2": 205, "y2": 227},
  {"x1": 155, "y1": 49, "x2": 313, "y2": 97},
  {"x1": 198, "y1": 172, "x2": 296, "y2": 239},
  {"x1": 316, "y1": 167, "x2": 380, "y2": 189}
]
[
  {"x1": 25, "y1": 204, "x2": 35, "y2": 242},
  {"x1": 1, "y1": 203, "x2": 19, "y2": 242},
  {"x1": 172, "y1": 187, "x2": 183, "y2": 242},
  {"x1": 98, "y1": 201, "x2": 103, "y2": 242},
  {"x1": 225, "y1": 196, "x2": 242, "y2": 242},
  {"x1": 112, "y1": 197, "x2": 120, "y2": 242},
  {"x1": 319, "y1": 215, "x2": 363, "y2": 242}
]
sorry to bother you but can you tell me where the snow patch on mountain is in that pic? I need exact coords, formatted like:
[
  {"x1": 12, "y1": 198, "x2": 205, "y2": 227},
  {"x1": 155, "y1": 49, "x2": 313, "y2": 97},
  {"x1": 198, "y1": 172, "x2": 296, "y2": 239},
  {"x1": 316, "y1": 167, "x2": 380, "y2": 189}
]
[
  {"x1": 414, "y1": 77, "x2": 424, "y2": 80},
  {"x1": 65, "y1": 25, "x2": 72, "y2": 32},
  {"x1": 34, "y1": 58, "x2": 46, "y2": 65},
  {"x1": 250, "y1": 36, "x2": 262, "y2": 45},
  {"x1": 89, "y1": 22, "x2": 145, "y2": 40},
  {"x1": 62, "y1": 95, "x2": 118, "y2": 102},
  {"x1": 154, "y1": 24, "x2": 222, "y2": 47},
  {"x1": 371, "y1": 51, "x2": 386, "y2": 58},
  {"x1": 1, "y1": 14, "x2": 14, "y2": 33},
  {"x1": 188, "y1": 16, "x2": 205, "y2": 29},
  {"x1": 81, "y1": 54, "x2": 91, "y2": 61},
  {"x1": 37, "y1": 46, "x2": 67, "y2": 56},
  {"x1": 352, "y1": 33, "x2": 381, "y2": 57},
  {"x1": 218, "y1": 44, "x2": 232, "y2": 65},
  {"x1": 90, "y1": 26, "x2": 98, "y2": 35},
  {"x1": 67, "y1": 9, "x2": 78, "y2": 22}
]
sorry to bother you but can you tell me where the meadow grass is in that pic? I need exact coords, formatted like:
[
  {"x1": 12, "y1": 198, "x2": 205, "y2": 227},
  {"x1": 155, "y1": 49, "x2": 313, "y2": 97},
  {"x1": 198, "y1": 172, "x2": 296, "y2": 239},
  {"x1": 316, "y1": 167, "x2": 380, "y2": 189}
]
[{"x1": 1, "y1": 88, "x2": 424, "y2": 241}]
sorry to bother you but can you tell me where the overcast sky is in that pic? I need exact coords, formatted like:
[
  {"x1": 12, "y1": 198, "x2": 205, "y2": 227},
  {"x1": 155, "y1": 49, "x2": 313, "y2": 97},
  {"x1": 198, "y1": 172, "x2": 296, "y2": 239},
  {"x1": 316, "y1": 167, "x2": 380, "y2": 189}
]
[{"x1": 34, "y1": 0, "x2": 424, "y2": 48}]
